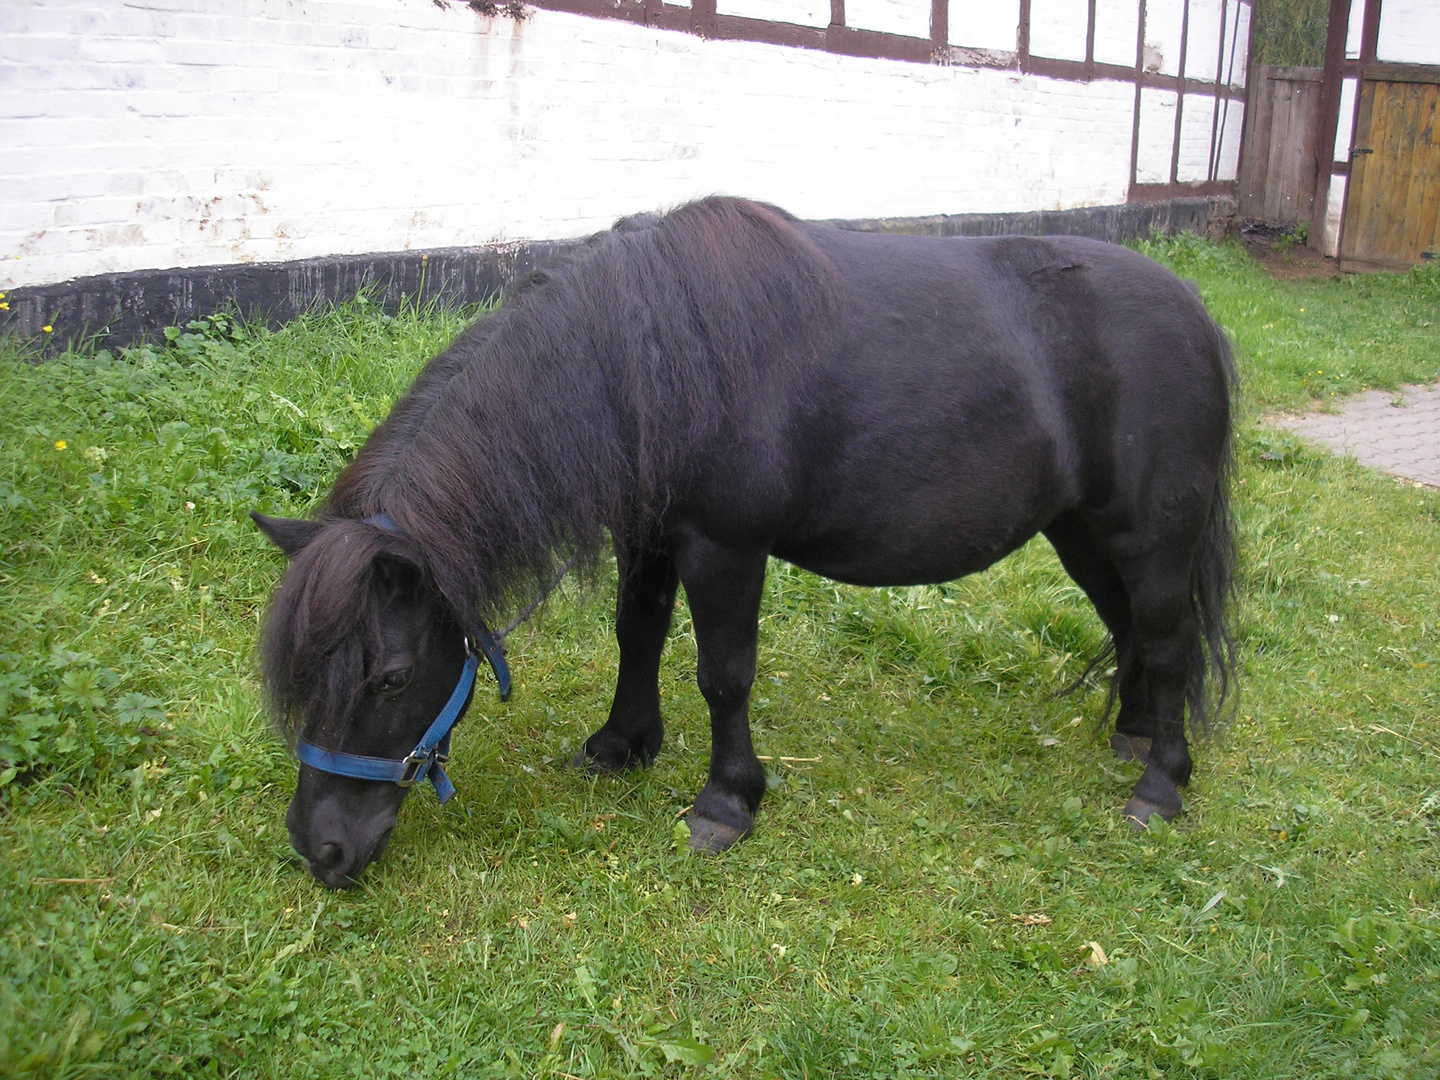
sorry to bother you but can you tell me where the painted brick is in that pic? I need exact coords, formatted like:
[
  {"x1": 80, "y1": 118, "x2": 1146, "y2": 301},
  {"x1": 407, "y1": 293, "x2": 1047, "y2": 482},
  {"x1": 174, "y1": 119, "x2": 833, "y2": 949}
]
[
  {"x1": 1029, "y1": 0, "x2": 1087, "y2": 62},
  {"x1": 1377, "y1": 0, "x2": 1440, "y2": 64},
  {"x1": 1176, "y1": 92, "x2": 1215, "y2": 182},
  {"x1": 1093, "y1": 0, "x2": 1139, "y2": 67},
  {"x1": 1134, "y1": 87, "x2": 1176, "y2": 184},
  {"x1": 3, "y1": 0, "x2": 1243, "y2": 290},
  {"x1": 1145, "y1": 0, "x2": 1184, "y2": 77}
]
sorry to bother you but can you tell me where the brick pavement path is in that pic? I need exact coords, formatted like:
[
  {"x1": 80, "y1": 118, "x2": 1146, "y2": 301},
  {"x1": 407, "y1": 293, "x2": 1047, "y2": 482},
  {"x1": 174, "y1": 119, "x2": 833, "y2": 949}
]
[{"x1": 1270, "y1": 383, "x2": 1440, "y2": 488}]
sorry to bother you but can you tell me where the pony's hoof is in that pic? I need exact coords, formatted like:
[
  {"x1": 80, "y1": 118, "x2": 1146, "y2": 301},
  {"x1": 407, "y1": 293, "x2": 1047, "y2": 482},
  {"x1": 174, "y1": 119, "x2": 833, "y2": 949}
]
[
  {"x1": 1123, "y1": 796, "x2": 1179, "y2": 831},
  {"x1": 568, "y1": 748, "x2": 630, "y2": 774},
  {"x1": 1110, "y1": 733, "x2": 1152, "y2": 763},
  {"x1": 687, "y1": 815, "x2": 750, "y2": 854}
]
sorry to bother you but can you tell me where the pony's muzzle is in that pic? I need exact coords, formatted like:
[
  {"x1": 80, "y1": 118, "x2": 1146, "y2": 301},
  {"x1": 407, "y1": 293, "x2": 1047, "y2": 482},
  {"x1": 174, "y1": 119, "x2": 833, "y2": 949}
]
[{"x1": 286, "y1": 781, "x2": 401, "y2": 889}]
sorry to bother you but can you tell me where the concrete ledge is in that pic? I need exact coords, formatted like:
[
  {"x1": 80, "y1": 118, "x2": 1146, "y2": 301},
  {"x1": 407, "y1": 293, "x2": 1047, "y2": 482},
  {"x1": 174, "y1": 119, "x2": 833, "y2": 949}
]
[
  {"x1": 3, "y1": 196, "x2": 1237, "y2": 354},
  {"x1": 1, "y1": 241, "x2": 573, "y2": 356},
  {"x1": 832, "y1": 196, "x2": 1237, "y2": 242}
]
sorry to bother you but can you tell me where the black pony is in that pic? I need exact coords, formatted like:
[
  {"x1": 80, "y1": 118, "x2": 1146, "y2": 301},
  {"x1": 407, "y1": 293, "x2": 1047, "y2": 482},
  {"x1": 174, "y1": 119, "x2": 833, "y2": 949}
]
[{"x1": 254, "y1": 197, "x2": 1235, "y2": 889}]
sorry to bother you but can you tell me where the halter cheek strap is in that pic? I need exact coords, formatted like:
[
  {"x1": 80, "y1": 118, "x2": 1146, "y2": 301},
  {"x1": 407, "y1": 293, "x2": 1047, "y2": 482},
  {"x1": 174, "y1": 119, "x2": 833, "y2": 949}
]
[{"x1": 295, "y1": 651, "x2": 479, "y2": 802}]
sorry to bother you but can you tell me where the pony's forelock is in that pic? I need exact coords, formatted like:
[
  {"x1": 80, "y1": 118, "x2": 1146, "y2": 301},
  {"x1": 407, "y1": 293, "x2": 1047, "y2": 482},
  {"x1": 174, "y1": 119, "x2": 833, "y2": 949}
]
[{"x1": 259, "y1": 521, "x2": 433, "y2": 743}]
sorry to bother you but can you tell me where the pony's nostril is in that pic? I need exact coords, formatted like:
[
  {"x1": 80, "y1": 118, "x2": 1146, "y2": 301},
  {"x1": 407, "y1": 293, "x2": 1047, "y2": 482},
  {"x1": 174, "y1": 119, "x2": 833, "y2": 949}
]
[{"x1": 311, "y1": 841, "x2": 345, "y2": 872}]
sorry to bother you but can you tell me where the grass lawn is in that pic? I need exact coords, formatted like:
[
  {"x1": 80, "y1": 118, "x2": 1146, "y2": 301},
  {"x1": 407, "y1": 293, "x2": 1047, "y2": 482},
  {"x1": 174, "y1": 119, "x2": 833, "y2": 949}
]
[{"x1": 2, "y1": 240, "x2": 1439, "y2": 1079}]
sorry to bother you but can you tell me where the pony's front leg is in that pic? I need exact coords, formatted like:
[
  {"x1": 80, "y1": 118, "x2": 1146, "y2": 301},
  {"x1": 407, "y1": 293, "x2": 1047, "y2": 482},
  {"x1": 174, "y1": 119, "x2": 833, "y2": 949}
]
[
  {"x1": 573, "y1": 547, "x2": 678, "y2": 772},
  {"x1": 674, "y1": 532, "x2": 769, "y2": 853}
]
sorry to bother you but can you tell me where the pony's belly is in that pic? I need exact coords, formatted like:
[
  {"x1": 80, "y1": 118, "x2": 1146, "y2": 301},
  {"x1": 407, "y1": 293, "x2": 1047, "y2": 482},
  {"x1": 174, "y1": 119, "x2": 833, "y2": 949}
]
[
  {"x1": 771, "y1": 531, "x2": 1023, "y2": 588},
  {"x1": 770, "y1": 469, "x2": 1065, "y2": 587}
]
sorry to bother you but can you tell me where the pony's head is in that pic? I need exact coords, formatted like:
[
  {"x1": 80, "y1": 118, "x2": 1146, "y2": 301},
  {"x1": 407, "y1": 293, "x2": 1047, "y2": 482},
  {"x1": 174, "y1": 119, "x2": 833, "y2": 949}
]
[{"x1": 253, "y1": 513, "x2": 474, "y2": 888}]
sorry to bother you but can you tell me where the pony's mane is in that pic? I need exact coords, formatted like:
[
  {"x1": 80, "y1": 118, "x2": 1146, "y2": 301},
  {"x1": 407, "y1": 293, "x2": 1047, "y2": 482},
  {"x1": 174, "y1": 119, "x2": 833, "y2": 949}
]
[{"x1": 260, "y1": 196, "x2": 840, "y2": 737}]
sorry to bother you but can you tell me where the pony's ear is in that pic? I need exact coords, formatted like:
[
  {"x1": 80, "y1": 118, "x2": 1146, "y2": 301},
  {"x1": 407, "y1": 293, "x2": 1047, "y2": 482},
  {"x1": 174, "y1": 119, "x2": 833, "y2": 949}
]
[
  {"x1": 251, "y1": 512, "x2": 323, "y2": 558},
  {"x1": 372, "y1": 550, "x2": 423, "y2": 592}
]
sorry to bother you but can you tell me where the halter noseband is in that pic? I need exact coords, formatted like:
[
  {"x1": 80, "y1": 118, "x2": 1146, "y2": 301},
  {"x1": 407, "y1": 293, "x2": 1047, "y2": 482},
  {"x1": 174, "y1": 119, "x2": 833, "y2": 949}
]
[{"x1": 292, "y1": 513, "x2": 512, "y2": 804}]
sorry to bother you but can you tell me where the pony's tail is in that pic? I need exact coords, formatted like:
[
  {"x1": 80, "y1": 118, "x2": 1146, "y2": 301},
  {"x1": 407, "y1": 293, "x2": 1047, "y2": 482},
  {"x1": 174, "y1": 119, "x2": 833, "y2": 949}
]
[{"x1": 1186, "y1": 319, "x2": 1239, "y2": 735}]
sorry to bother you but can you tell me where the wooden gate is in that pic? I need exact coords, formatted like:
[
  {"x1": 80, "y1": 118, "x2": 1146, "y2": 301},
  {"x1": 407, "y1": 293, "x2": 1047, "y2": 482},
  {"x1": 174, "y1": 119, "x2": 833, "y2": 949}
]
[
  {"x1": 1238, "y1": 66, "x2": 1323, "y2": 223},
  {"x1": 1340, "y1": 64, "x2": 1440, "y2": 270}
]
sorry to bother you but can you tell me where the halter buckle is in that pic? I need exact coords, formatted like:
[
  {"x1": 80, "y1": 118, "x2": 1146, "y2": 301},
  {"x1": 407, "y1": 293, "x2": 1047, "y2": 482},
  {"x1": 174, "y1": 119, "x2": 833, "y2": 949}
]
[{"x1": 397, "y1": 751, "x2": 432, "y2": 787}]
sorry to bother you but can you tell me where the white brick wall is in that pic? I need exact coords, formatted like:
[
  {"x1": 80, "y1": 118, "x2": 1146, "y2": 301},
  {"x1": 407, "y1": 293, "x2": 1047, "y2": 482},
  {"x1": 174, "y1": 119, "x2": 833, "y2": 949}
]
[
  {"x1": 1182, "y1": 0, "x2": 1223, "y2": 83},
  {"x1": 717, "y1": 0, "x2": 830, "y2": 26},
  {"x1": 1376, "y1": 0, "x2": 1440, "y2": 65},
  {"x1": 845, "y1": 0, "x2": 932, "y2": 39},
  {"x1": 1093, "y1": 0, "x2": 1140, "y2": 68},
  {"x1": 1135, "y1": 88, "x2": 1176, "y2": 184},
  {"x1": 1144, "y1": 0, "x2": 1185, "y2": 77},
  {"x1": 1175, "y1": 92, "x2": 1216, "y2": 183},
  {"x1": 2, "y1": 0, "x2": 1221, "y2": 291},
  {"x1": 949, "y1": 0, "x2": 1019, "y2": 51},
  {"x1": 1029, "y1": 0, "x2": 1088, "y2": 63}
]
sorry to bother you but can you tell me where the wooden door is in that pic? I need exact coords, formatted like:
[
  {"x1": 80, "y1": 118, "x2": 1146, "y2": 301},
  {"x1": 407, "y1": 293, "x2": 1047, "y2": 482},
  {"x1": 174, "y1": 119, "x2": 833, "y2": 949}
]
[
  {"x1": 1238, "y1": 66, "x2": 1322, "y2": 223},
  {"x1": 1340, "y1": 64, "x2": 1440, "y2": 270}
]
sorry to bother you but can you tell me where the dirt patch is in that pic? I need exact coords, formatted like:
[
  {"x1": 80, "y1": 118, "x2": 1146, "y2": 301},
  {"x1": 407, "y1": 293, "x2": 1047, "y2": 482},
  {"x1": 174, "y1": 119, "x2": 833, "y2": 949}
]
[{"x1": 1239, "y1": 220, "x2": 1341, "y2": 281}]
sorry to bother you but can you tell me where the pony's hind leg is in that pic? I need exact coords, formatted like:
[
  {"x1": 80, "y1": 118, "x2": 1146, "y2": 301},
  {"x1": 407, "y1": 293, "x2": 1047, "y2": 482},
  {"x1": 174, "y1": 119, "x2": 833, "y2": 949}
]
[
  {"x1": 572, "y1": 546, "x2": 678, "y2": 773},
  {"x1": 1109, "y1": 547, "x2": 1199, "y2": 827},
  {"x1": 1043, "y1": 515, "x2": 1150, "y2": 762}
]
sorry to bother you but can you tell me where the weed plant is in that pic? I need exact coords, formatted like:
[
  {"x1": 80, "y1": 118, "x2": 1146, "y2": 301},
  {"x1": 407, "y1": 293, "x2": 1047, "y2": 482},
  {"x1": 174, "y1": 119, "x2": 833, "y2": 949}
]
[
  {"x1": 2, "y1": 249, "x2": 1439, "y2": 1078},
  {"x1": 1248, "y1": 0, "x2": 1329, "y2": 68}
]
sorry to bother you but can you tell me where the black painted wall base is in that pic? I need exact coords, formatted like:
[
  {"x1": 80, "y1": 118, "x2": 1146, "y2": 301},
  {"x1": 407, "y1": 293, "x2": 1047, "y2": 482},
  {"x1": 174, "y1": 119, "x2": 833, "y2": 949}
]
[
  {"x1": 833, "y1": 196, "x2": 1236, "y2": 242},
  {"x1": 2, "y1": 197, "x2": 1235, "y2": 354}
]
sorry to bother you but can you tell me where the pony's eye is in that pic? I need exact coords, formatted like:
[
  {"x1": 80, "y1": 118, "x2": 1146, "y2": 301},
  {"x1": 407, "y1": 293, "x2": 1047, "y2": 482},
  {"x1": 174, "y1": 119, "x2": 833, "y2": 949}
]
[{"x1": 377, "y1": 667, "x2": 413, "y2": 694}]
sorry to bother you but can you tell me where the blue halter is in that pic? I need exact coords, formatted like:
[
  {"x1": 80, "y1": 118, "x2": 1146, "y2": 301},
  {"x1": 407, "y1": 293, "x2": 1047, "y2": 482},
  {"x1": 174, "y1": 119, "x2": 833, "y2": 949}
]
[{"x1": 292, "y1": 513, "x2": 512, "y2": 803}]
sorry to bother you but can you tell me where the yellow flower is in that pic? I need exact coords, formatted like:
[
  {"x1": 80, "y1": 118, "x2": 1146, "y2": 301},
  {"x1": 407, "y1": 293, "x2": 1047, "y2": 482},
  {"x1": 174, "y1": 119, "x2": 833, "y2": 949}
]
[
  {"x1": 42, "y1": 324, "x2": 53, "y2": 333},
  {"x1": 54, "y1": 440, "x2": 68, "y2": 451},
  {"x1": 0, "y1": 302, "x2": 8, "y2": 311}
]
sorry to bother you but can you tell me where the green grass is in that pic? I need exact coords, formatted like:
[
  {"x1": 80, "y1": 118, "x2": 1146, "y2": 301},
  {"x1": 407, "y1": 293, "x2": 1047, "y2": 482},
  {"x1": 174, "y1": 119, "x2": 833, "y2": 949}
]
[{"x1": 2, "y1": 247, "x2": 1439, "y2": 1079}]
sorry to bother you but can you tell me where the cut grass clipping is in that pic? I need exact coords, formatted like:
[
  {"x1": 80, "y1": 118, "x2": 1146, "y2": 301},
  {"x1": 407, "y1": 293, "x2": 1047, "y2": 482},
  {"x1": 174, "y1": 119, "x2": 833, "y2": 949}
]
[{"x1": 3, "y1": 245, "x2": 1440, "y2": 1078}]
